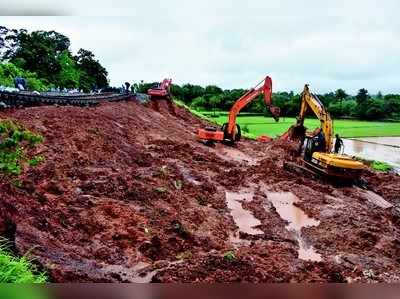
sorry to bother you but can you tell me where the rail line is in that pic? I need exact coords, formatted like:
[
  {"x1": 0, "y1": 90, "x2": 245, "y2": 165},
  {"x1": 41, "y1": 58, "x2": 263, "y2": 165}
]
[{"x1": 0, "y1": 91, "x2": 135, "y2": 109}]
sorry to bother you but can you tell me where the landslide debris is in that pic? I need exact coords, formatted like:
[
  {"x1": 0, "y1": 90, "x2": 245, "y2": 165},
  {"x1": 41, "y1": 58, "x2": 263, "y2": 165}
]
[{"x1": 0, "y1": 99, "x2": 399, "y2": 282}]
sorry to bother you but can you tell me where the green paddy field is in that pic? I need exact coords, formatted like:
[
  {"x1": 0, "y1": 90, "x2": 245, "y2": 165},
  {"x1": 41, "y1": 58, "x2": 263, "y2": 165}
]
[{"x1": 199, "y1": 112, "x2": 400, "y2": 138}]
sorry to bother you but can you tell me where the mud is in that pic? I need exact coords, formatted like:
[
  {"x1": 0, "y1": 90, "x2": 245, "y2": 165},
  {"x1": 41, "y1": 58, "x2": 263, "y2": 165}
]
[{"x1": 0, "y1": 99, "x2": 399, "y2": 282}]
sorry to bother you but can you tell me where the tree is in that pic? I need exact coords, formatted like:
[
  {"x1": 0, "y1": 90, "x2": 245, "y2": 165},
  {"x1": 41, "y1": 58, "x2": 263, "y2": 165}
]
[
  {"x1": 335, "y1": 89, "x2": 348, "y2": 101},
  {"x1": 364, "y1": 99, "x2": 385, "y2": 120},
  {"x1": 57, "y1": 50, "x2": 80, "y2": 89},
  {"x1": 75, "y1": 49, "x2": 108, "y2": 91},
  {"x1": 205, "y1": 85, "x2": 223, "y2": 95},
  {"x1": 355, "y1": 88, "x2": 370, "y2": 118},
  {"x1": 7, "y1": 30, "x2": 71, "y2": 83},
  {"x1": 0, "y1": 27, "x2": 109, "y2": 91},
  {"x1": 209, "y1": 95, "x2": 222, "y2": 116},
  {"x1": 356, "y1": 88, "x2": 369, "y2": 105},
  {"x1": 0, "y1": 26, "x2": 19, "y2": 61}
]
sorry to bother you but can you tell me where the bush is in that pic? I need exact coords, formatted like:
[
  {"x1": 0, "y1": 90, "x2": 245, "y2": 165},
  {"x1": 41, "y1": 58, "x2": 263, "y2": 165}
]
[
  {"x1": 0, "y1": 120, "x2": 44, "y2": 176},
  {"x1": 0, "y1": 63, "x2": 51, "y2": 92},
  {"x1": 0, "y1": 244, "x2": 47, "y2": 283},
  {"x1": 371, "y1": 161, "x2": 392, "y2": 172},
  {"x1": 223, "y1": 250, "x2": 236, "y2": 262}
]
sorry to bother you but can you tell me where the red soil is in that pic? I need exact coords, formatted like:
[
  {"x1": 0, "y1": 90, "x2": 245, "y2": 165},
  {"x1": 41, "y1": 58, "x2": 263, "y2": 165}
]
[{"x1": 0, "y1": 99, "x2": 399, "y2": 282}]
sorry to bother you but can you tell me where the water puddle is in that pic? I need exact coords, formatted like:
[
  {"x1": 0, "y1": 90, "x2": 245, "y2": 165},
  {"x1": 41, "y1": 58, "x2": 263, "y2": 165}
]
[
  {"x1": 362, "y1": 190, "x2": 392, "y2": 209},
  {"x1": 266, "y1": 192, "x2": 322, "y2": 262},
  {"x1": 225, "y1": 191, "x2": 263, "y2": 236}
]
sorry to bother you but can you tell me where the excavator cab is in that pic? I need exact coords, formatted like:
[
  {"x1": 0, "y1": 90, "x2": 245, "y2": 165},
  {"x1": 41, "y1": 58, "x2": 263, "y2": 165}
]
[{"x1": 303, "y1": 137, "x2": 315, "y2": 162}]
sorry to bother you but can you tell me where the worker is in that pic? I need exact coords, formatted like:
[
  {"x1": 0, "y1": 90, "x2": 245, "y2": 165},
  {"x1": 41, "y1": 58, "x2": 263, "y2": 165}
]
[
  {"x1": 124, "y1": 82, "x2": 130, "y2": 93},
  {"x1": 14, "y1": 77, "x2": 26, "y2": 90},
  {"x1": 334, "y1": 134, "x2": 344, "y2": 154}
]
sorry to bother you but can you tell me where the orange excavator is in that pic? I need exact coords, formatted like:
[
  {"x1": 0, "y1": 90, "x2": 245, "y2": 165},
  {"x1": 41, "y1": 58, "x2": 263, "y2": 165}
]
[
  {"x1": 148, "y1": 78, "x2": 172, "y2": 100},
  {"x1": 198, "y1": 76, "x2": 280, "y2": 145},
  {"x1": 147, "y1": 78, "x2": 175, "y2": 114}
]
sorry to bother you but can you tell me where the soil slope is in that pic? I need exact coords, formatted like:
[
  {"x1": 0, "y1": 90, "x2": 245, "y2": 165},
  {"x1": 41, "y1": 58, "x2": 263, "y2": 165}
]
[{"x1": 0, "y1": 99, "x2": 399, "y2": 282}]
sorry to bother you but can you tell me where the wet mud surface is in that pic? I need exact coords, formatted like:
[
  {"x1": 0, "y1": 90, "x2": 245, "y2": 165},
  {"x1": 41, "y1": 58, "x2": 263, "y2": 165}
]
[{"x1": 0, "y1": 99, "x2": 399, "y2": 282}]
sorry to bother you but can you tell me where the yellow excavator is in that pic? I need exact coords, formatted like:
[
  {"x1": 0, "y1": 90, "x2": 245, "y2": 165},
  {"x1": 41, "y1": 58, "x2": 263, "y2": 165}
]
[{"x1": 283, "y1": 84, "x2": 364, "y2": 180}]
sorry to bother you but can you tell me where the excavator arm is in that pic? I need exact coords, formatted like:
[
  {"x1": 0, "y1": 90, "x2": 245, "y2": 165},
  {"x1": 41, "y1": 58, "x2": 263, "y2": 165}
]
[
  {"x1": 296, "y1": 85, "x2": 333, "y2": 152},
  {"x1": 225, "y1": 76, "x2": 280, "y2": 138},
  {"x1": 198, "y1": 75, "x2": 280, "y2": 144}
]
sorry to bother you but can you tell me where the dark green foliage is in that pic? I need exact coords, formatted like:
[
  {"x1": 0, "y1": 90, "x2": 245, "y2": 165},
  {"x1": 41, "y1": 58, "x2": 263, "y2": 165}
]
[
  {"x1": 162, "y1": 81, "x2": 400, "y2": 120},
  {"x1": 75, "y1": 48, "x2": 108, "y2": 91},
  {"x1": 0, "y1": 26, "x2": 109, "y2": 92}
]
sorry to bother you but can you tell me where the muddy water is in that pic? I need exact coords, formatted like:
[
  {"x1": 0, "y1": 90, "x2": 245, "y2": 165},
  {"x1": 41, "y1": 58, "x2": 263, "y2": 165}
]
[
  {"x1": 342, "y1": 137, "x2": 400, "y2": 173},
  {"x1": 266, "y1": 192, "x2": 322, "y2": 262},
  {"x1": 357, "y1": 137, "x2": 400, "y2": 147},
  {"x1": 225, "y1": 192, "x2": 263, "y2": 235}
]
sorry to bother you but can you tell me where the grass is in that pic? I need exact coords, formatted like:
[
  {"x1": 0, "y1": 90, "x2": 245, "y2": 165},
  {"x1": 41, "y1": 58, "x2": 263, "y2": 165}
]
[
  {"x1": 370, "y1": 161, "x2": 393, "y2": 172},
  {"x1": 0, "y1": 244, "x2": 47, "y2": 283},
  {"x1": 195, "y1": 111, "x2": 400, "y2": 138},
  {"x1": 0, "y1": 120, "x2": 44, "y2": 176},
  {"x1": 223, "y1": 250, "x2": 236, "y2": 262}
]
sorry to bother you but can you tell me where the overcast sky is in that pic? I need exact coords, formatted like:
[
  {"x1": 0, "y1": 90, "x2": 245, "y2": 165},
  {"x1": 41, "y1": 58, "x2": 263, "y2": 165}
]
[{"x1": 1, "y1": 0, "x2": 400, "y2": 94}]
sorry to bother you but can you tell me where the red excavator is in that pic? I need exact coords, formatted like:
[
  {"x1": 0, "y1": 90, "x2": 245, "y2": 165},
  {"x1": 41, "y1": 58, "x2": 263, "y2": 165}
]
[
  {"x1": 147, "y1": 78, "x2": 175, "y2": 114},
  {"x1": 148, "y1": 78, "x2": 172, "y2": 100},
  {"x1": 198, "y1": 76, "x2": 280, "y2": 145}
]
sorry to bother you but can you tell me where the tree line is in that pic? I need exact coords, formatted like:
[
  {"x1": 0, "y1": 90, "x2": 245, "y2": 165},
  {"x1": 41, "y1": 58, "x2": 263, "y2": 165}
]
[
  {"x1": 135, "y1": 82, "x2": 400, "y2": 121},
  {"x1": 1, "y1": 26, "x2": 399, "y2": 120},
  {"x1": 0, "y1": 26, "x2": 108, "y2": 92}
]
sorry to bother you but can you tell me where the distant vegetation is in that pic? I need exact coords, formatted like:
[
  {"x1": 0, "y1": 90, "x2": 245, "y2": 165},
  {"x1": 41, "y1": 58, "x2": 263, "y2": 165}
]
[
  {"x1": 137, "y1": 83, "x2": 400, "y2": 121},
  {"x1": 200, "y1": 114, "x2": 400, "y2": 138},
  {"x1": 0, "y1": 26, "x2": 108, "y2": 92}
]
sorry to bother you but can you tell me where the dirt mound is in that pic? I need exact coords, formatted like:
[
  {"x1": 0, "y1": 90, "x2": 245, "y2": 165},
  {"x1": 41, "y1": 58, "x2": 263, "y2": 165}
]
[{"x1": 0, "y1": 99, "x2": 399, "y2": 282}]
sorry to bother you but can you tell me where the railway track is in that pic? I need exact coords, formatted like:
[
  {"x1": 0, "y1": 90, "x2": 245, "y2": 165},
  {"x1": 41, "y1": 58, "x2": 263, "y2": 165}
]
[{"x1": 0, "y1": 91, "x2": 135, "y2": 109}]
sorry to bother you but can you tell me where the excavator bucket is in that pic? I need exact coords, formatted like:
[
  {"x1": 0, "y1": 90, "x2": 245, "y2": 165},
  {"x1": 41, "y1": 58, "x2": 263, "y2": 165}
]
[
  {"x1": 262, "y1": 76, "x2": 280, "y2": 122},
  {"x1": 270, "y1": 106, "x2": 280, "y2": 122},
  {"x1": 286, "y1": 124, "x2": 307, "y2": 141}
]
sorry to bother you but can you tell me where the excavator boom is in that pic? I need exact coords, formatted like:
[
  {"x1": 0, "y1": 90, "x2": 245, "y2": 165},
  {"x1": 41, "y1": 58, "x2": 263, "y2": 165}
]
[
  {"x1": 198, "y1": 75, "x2": 280, "y2": 145},
  {"x1": 226, "y1": 76, "x2": 279, "y2": 136},
  {"x1": 297, "y1": 85, "x2": 333, "y2": 152}
]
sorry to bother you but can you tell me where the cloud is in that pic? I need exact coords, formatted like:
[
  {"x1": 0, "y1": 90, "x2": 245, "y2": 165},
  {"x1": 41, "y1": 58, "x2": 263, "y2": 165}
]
[{"x1": 1, "y1": 0, "x2": 400, "y2": 94}]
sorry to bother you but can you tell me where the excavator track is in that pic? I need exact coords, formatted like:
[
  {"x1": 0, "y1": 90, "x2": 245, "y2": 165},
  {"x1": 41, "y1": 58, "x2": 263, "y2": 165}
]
[
  {"x1": 283, "y1": 160, "x2": 368, "y2": 187},
  {"x1": 0, "y1": 91, "x2": 135, "y2": 109}
]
